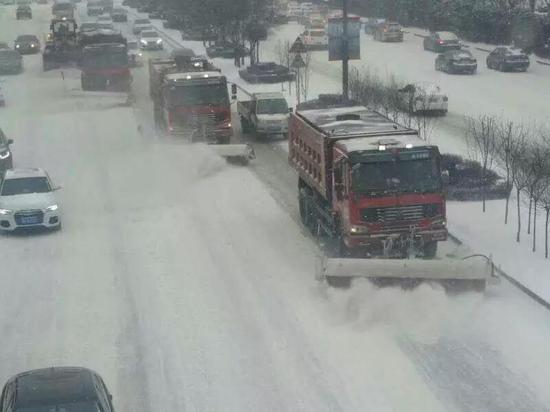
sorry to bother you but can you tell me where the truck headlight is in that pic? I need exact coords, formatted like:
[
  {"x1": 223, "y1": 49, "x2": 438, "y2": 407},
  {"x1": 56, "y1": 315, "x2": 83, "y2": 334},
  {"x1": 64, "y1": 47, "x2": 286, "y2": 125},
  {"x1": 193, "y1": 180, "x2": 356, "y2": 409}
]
[
  {"x1": 46, "y1": 204, "x2": 58, "y2": 211},
  {"x1": 0, "y1": 209, "x2": 13, "y2": 215},
  {"x1": 350, "y1": 225, "x2": 369, "y2": 235},
  {"x1": 140, "y1": 39, "x2": 147, "y2": 44},
  {"x1": 0, "y1": 150, "x2": 10, "y2": 159}
]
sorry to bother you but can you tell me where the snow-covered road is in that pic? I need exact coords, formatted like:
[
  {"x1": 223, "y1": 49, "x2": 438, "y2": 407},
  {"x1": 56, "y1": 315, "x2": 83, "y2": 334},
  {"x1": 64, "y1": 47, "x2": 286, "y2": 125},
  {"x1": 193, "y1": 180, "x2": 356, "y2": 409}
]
[{"x1": 1, "y1": 4, "x2": 550, "y2": 412}]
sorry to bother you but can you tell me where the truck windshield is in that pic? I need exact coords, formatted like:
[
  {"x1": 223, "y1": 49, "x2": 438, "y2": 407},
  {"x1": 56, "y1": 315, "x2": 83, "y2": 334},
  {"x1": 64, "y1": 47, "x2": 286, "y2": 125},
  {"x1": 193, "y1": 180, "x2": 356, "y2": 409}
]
[
  {"x1": 167, "y1": 83, "x2": 229, "y2": 107},
  {"x1": 82, "y1": 52, "x2": 127, "y2": 69},
  {"x1": 351, "y1": 156, "x2": 441, "y2": 194},
  {"x1": 256, "y1": 98, "x2": 288, "y2": 114}
]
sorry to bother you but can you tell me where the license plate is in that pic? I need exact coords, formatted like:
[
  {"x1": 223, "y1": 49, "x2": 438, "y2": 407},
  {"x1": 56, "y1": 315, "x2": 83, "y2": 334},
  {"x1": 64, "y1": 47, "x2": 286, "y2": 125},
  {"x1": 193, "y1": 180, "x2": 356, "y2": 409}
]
[{"x1": 20, "y1": 216, "x2": 39, "y2": 225}]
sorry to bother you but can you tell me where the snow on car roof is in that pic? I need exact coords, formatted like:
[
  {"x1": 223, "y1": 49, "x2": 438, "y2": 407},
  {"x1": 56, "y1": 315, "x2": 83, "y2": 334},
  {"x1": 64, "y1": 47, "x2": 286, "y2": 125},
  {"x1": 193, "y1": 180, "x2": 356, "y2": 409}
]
[
  {"x1": 4, "y1": 168, "x2": 47, "y2": 179},
  {"x1": 410, "y1": 82, "x2": 441, "y2": 94},
  {"x1": 505, "y1": 47, "x2": 526, "y2": 55},
  {"x1": 298, "y1": 106, "x2": 416, "y2": 141}
]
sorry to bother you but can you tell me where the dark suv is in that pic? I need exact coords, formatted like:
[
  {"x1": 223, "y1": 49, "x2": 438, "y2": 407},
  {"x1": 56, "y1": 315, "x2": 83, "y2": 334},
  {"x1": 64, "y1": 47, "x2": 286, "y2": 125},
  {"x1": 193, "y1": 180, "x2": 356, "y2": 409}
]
[
  {"x1": 423, "y1": 31, "x2": 461, "y2": 52},
  {"x1": 16, "y1": 5, "x2": 32, "y2": 19},
  {"x1": 435, "y1": 49, "x2": 477, "y2": 74},
  {"x1": 14, "y1": 34, "x2": 41, "y2": 54},
  {"x1": 486, "y1": 46, "x2": 530, "y2": 72},
  {"x1": 0, "y1": 367, "x2": 114, "y2": 412},
  {"x1": 0, "y1": 128, "x2": 13, "y2": 172}
]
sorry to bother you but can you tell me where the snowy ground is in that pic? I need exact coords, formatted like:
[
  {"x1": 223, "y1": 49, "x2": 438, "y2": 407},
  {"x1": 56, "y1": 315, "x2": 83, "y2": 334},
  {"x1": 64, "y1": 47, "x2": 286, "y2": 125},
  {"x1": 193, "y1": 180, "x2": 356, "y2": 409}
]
[{"x1": 1, "y1": 4, "x2": 550, "y2": 412}]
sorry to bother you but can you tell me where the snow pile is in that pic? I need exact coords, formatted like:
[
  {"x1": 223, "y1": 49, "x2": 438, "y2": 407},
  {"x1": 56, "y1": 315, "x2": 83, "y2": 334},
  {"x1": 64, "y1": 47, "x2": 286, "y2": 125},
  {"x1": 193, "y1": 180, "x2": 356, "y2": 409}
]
[{"x1": 321, "y1": 280, "x2": 483, "y2": 344}]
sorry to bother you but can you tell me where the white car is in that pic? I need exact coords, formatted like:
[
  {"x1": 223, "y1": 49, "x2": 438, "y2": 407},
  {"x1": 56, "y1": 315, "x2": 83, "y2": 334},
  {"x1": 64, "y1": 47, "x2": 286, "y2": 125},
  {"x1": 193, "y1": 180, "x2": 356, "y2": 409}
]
[
  {"x1": 300, "y1": 28, "x2": 328, "y2": 50},
  {"x1": 132, "y1": 18, "x2": 151, "y2": 35},
  {"x1": 0, "y1": 168, "x2": 62, "y2": 231},
  {"x1": 139, "y1": 30, "x2": 163, "y2": 50},
  {"x1": 399, "y1": 82, "x2": 448, "y2": 114},
  {"x1": 127, "y1": 40, "x2": 143, "y2": 66}
]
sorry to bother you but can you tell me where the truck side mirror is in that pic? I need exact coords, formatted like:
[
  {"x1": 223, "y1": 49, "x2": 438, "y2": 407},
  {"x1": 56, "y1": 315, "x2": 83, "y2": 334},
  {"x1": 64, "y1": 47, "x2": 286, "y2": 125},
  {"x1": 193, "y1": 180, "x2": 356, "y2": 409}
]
[{"x1": 441, "y1": 170, "x2": 450, "y2": 186}]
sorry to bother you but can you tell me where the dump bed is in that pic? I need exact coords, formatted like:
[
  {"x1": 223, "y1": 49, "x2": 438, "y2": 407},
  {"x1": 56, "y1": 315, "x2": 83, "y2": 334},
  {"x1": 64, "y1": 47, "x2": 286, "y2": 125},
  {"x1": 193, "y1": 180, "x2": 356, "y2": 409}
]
[{"x1": 288, "y1": 105, "x2": 418, "y2": 200}]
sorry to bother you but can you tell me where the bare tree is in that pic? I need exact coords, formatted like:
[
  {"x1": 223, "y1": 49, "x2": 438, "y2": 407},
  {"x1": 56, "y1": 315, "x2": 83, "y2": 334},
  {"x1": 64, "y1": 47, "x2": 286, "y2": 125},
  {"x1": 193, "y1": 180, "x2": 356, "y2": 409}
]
[
  {"x1": 541, "y1": 181, "x2": 550, "y2": 258},
  {"x1": 276, "y1": 40, "x2": 292, "y2": 94},
  {"x1": 466, "y1": 115, "x2": 498, "y2": 212},
  {"x1": 523, "y1": 143, "x2": 550, "y2": 252},
  {"x1": 509, "y1": 133, "x2": 531, "y2": 243},
  {"x1": 496, "y1": 120, "x2": 526, "y2": 224}
]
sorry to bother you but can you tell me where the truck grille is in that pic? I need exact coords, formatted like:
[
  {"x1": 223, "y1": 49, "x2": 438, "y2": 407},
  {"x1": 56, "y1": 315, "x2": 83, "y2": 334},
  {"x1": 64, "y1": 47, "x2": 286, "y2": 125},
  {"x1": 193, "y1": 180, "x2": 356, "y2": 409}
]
[
  {"x1": 14, "y1": 210, "x2": 44, "y2": 225},
  {"x1": 361, "y1": 204, "x2": 439, "y2": 223}
]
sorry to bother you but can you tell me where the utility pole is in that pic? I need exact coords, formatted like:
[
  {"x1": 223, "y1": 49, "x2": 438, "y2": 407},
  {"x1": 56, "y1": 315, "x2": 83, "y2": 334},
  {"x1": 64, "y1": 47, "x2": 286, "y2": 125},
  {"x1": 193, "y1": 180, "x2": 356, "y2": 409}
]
[{"x1": 342, "y1": 0, "x2": 349, "y2": 100}]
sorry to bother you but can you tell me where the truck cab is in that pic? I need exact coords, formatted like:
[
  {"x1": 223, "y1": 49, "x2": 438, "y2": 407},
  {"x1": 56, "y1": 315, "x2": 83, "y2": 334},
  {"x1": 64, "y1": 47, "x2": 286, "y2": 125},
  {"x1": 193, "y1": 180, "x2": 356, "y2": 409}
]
[{"x1": 238, "y1": 92, "x2": 289, "y2": 138}]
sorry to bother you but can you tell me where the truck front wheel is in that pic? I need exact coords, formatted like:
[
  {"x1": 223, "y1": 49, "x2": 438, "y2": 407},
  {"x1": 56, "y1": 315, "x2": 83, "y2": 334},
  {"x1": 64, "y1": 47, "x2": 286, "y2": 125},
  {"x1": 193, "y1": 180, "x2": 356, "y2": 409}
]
[{"x1": 422, "y1": 241, "x2": 438, "y2": 258}]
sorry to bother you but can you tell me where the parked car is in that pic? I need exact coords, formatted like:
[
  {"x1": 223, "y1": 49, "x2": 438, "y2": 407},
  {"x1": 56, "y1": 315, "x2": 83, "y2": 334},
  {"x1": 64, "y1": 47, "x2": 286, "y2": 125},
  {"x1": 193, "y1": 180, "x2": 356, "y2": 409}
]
[
  {"x1": 148, "y1": 9, "x2": 163, "y2": 19},
  {"x1": 0, "y1": 368, "x2": 114, "y2": 411},
  {"x1": 16, "y1": 5, "x2": 32, "y2": 19},
  {"x1": 133, "y1": 17, "x2": 151, "y2": 34},
  {"x1": 0, "y1": 49, "x2": 23, "y2": 74},
  {"x1": 373, "y1": 21, "x2": 403, "y2": 42},
  {"x1": 110, "y1": 7, "x2": 127, "y2": 22},
  {"x1": 486, "y1": 46, "x2": 530, "y2": 72},
  {"x1": 79, "y1": 22, "x2": 99, "y2": 33},
  {"x1": 423, "y1": 31, "x2": 461, "y2": 52},
  {"x1": 0, "y1": 128, "x2": 13, "y2": 171},
  {"x1": 0, "y1": 168, "x2": 62, "y2": 231},
  {"x1": 239, "y1": 62, "x2": 296, "y2": 83},
  {"x1": 14, "y1": 34, "x2": 40, "y2": 54},
  {"x1": 139, "y1": 30, "x2": 163, "y2": 50},
  {"x1": 398, "y1": 82, "x2": 448, "y2": 114},
  {"x1": 97, "y1": 14, "x2": 113, "y2": 24},
  {"x1": 435, "y1": 49, "x2": 477, "y2": 74}
]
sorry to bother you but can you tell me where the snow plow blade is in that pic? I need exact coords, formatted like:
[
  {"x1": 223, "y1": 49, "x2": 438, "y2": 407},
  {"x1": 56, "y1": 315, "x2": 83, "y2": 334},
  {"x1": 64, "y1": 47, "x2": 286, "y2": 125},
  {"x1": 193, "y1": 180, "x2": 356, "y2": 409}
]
[
  {"x1": 211, "y1": 144, "x2": 255, "y2": 165},
  {"x1": 317, "y1": 255, "x2": 497, "y2": 291}
]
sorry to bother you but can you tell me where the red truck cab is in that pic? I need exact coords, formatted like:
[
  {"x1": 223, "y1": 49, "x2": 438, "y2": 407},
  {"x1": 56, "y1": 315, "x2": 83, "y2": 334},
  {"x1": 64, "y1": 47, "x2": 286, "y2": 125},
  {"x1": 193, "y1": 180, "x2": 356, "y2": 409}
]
[{"x1": 289, "y1": 105, "x2": 447, "y2": 258}]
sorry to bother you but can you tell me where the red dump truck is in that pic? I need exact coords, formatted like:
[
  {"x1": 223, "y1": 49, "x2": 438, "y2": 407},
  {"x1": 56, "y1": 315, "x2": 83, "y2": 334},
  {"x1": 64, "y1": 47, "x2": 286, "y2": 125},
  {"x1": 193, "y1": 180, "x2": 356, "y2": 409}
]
[
  {"x1": 149, "y1": 56, "x2": 232, "y2": 142},
  {"x1": 289, "y1": 104, "x2": 448, "y2": 258},
  {"x1": 290, "y1": 101, "x2": 495, "y2": 290}
]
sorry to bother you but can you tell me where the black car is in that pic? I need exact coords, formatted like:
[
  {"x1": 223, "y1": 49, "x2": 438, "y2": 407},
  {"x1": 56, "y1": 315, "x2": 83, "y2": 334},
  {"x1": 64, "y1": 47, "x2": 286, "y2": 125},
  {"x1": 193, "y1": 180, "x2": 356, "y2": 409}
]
[
  {"x1": 0, "y1": 367, "x2": 115, "y2": 412},
  {"x1": 0, "y1": 50, "x2": 23, "y2": 74},
  {"x1": 423, "y1": 31, "x2": 461, "y2": 52},
  {"x1": 0, "y1": 128, "x2": 14, "y2": 172},
  {"x1": 110, "y1": 7, "x2": 127, "y2": 21},
  {"x1": 14, "y1": 34, "x2": 41, "y2": 54},
  {"x1": 486, "y1": 46, "x2": 530, "y2": 72},
  {"x1": 435, "y1": 49, "x2": 477, "y2": 74},
  {"x1": 16, "y1": 5, "x2": 32, "y2": 19}
]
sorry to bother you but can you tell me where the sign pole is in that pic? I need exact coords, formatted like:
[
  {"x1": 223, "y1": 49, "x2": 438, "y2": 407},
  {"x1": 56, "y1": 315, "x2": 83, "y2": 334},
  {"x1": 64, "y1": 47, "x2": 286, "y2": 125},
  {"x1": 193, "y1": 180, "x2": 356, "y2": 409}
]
[{"x1": 342, "y1": 0, "x2": 349, "y2": 101}]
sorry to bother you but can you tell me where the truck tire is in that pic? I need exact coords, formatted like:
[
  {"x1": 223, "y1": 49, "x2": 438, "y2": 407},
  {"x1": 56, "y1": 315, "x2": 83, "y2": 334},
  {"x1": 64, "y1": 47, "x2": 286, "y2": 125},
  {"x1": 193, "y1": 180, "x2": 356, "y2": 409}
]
[{"x1": 422, "y1": 241, "x2": 438, "y2": 258}]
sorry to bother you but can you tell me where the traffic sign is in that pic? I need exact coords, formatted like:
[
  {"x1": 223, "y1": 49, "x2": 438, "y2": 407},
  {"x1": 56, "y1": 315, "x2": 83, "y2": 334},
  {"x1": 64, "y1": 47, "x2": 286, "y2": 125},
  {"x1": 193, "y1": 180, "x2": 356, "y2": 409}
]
[
  {"x1": 289, "y1": 37, "x2": 307, "y2": 54},
  {"x1": 291, "y1": 53, "x2": 306, "y2": 68}
]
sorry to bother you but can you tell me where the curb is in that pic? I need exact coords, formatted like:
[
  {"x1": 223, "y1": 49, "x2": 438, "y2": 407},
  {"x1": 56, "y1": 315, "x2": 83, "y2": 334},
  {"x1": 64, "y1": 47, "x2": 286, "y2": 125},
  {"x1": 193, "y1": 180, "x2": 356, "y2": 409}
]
[{"x1": 449, "y1": 231, "x2": 550, "y2": 311}]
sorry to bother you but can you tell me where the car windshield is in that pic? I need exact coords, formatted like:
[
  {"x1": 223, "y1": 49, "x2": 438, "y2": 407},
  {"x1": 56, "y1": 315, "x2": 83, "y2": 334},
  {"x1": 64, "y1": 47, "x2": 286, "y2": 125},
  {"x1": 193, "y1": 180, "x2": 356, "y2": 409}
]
[
  {"x1": 439, "y1": 31, "x2": 457, "y2": 40},
  {"x1": 166, "y1": 83, "x2": 229, "y2": 107},
  {"x1": 351, "y1": 154, "x2": 442, "y2": 194},
  {"x1": 141, "y1": 31, "x2": 157, "y2": 38},
  {"x1": 1, "y1": 177, "x2": 51, "y2": 195},
  {"x1": 256, "y1": 98, "x2": 288, "y2": 114},
  {"x1": 0, "y1": 50, "x2": 20, "y2": 61},
  {"x1": 16, "y1": 401, "x2": 101, "y2": 412},
  {"x1": 16, "y1": 35, "x2": 37, "y2": 41}
]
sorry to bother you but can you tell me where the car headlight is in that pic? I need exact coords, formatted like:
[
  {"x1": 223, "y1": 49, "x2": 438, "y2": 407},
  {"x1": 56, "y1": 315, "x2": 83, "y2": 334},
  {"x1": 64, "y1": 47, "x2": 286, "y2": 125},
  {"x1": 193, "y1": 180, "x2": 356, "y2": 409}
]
[
  {"x1": 350, "y1": 225, "x2": 369, "y2": 235},
  {"x1": 137, "y1": 52, "x2": 143, "y2": 56},
  {"x1": 156, "y1": 38, "x2": 162, "y2": 44},
  {"x1": 140, "y1": 39, "x2": 147, "y2": 44},
  {"x1": 15, "y1": 44, "x2": 20, "y2": 48},
  {"x1": 0, "y1": 150, "x2": 10, "y2": 160},
  {"x1": 31, "y1": 44, "x2": 35, "y2": 47},
  {"x1": 0, "y1": 208, "x2": 13, "y2": 215},
  {"x1": 46, "y1": 204, "x2": 58, "y2": 211}
]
